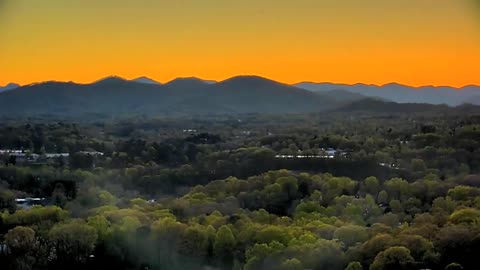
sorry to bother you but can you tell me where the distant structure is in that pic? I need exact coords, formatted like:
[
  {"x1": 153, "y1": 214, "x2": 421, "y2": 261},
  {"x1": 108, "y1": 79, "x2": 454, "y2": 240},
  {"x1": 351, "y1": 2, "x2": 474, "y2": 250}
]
[
  {"x1": 15, "y1": 197, "x2": 46, "y2": 209},
  {"x1": 0, "y1": 149, "x2": 104, "y2": 165},
  {"x1": 275, "y1": 148, "x2": 350, "y2": 159},
  {"x1": 45, "y1": 153, "x2": 70, "y2": 158},
  {"x1": 79, "y1": 151, "x2": 104, "y2": 156}
]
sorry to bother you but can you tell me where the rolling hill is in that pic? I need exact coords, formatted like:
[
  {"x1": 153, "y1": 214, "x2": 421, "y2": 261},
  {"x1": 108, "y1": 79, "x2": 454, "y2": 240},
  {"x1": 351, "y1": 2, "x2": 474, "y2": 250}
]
[
  {"x1": 131, "y1": 76, "x2": 162, "y2": 85},
  {"x1": 3, "y1": 76, "x2": 478, "y2": 118},
  {"x1": 0, "y1": 83, "x2": 20, "y2": 93},
  {"x1": 0, "y1": 76, "x2": 340, "y2": 117},
  {"x1": 333, "y1": 98, "x2": 449, "y2": 113},
  {"x1": 295, "y1": 82, "x2": 480, "y2": 106}
]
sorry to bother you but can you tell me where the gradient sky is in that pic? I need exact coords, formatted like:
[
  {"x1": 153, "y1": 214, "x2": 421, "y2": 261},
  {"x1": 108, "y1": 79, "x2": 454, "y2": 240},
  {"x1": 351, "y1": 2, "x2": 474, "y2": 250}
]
[{"x1": 1, "y1": 0, "x2": 479, "y2": 87}]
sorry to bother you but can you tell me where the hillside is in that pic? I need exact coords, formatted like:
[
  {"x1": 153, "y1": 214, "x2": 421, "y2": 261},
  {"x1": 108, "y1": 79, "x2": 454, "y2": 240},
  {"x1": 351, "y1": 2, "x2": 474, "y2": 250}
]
[
  {"x1": 296, "y1": 82, "x2": 480, "y2": 106},
  {"x1": 0, "y1": 76, "x2": 340, "y2": 117},
  {"x1": 3, "y1": 76, "x2": 478, "y2": 118},
  {"x1": 333, "y1": 98, "x2": 451, "y2": 113},
  {"x1": 466, "y1": 96, "x2": 480, "y2": 106},
  {"x1": 0, "y1": 83, "x2": 20, "y2": 93}
]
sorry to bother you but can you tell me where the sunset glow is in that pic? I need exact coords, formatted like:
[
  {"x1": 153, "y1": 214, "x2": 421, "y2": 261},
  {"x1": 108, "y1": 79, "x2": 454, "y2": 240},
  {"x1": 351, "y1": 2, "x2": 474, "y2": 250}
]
[{"x1": 1, "y1": 0, "x2": 479, "y2": 87}]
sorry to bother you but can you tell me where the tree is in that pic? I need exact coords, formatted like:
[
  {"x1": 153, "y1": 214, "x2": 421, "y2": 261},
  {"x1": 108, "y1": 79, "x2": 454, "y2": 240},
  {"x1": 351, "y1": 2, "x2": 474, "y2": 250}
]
[
  {"x1": 244, "y1": 241, "x2": 286, "y2": 270},
  {"x1": 48, "y1": 221, "x2": 98, "y2": 265},
  {"x1": 449, "y1": 208, "x2": 480, "y2": 224},
  {"x1": 277, "y1": 176, "x2": 299, "y2": 200},
  {"x1": 447, "y1": 186, "x2": 480, "y2": 202},
  {"x1": 0, "y1": 188, "x2": 16, "y2": 211},
  {"x1": 389, "y1": 200, "x2": 403, "y2": 214},
  {"x1": 213, "y1": 225, "x2": 236, "y2": 263},
  {"x1": 445, "y1": 263, "x2": 464, "y2": 270},
  {"x1": 178, "y1": 225, "x2": 209, "y2": 257},
  {"x1": 359, "y1": 234, "x2": 395, "y2": 265},
  {"x1": 255, "y1": 226, "x2": 292, "y2": 246},
  {"x1": 364, "y1": 177, "x2": 380, "y2": 196},
  {"x1": 345, "y1": 261, "x2": 363, "y2": 270},
  {"x1": 411, "y1": 159, "x2": 427, "y2": 172},
  {"x1": 377, "y1": 190, "x2": 389, "y2": 205},
  {"x1": 2, "y1": 206, "x2": 68, "y2": 229},
  {"x1": 305, "y1": 239, "x2": 346, "y2": 270},
  {"x1": 333, "y1": 225, "x2": 369, "y2": 248},
  {"x1": 384, "y1": 178, "x2": 410, "y2": 201},
  {"x1": 4, "y1": 226, "x2": 38, "y2": 270},
  {"x1": 370, "y1": 246, "x2": 415, "y2": 270},
  {"x1": 396, "y1": 234, "x2": 437, "y2": 267},
  {"x1": 434, "y1": 225, "x2": 480, "y2": 269},
  {"x1": 87, "y1": 215, "x2": 111, "y2": 242},
  {"x1": 281, "y1": 258, "x2": 304, "y2": 270},
  {"x1": 5, "y1": 226, "x2": 36, "y2": 253}
]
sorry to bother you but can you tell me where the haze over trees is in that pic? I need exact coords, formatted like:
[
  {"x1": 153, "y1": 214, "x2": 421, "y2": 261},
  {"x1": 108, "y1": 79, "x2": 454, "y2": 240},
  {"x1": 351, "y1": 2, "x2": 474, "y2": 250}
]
[
  {"x1": 0, "y1": 110, "x2": 479, "y2": 269},
  {"x1": 1, "y1": 0, "x2": 479, "y2": 268}
]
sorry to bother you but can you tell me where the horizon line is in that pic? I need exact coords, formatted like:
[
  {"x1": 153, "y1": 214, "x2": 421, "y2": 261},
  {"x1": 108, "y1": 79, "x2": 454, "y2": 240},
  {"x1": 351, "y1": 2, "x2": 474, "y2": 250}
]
[{"x1": 2, "y1": 75, "x2": 480, "y2": 89}]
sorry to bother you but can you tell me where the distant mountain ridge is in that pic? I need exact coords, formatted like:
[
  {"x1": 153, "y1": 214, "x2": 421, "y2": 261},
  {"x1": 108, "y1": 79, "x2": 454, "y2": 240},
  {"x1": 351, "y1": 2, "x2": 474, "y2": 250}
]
[
  {"x1": 333, "y1": 98, "x2": 448, "y2": 113},
  {"x1": 468, "y1": 96, "x2": 480, "y2": 106},
  {"x1": 0, "y1": 75, "x2": 340, "y2": 117},
  {"x1": 0, "y1": 83, "x2": 20, "y2": 93},
  {"x1": 131, "y1": 76, "x2": 162, "y2": 85},
  {"x1": 295, "y1": 82, "x2": 480, "y2": 106},
  {"x1": 1, "y1": 75, "x2": 479, "y2": 118}
]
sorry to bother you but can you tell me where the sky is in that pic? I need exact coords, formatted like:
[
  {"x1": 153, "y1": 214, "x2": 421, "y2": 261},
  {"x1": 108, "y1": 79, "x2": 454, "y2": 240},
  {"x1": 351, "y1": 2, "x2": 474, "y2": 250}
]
[{"x1": 0, "y1": 0, "x2": 479, "y2": 87}]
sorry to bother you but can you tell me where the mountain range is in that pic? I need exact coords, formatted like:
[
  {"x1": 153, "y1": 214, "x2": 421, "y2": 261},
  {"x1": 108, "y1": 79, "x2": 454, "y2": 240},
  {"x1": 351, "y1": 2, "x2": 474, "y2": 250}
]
[
  {"x1": 295, "y1": 82, "x2": 480, "y2": 106},
  {"x1": 0, "y1": 83, "x2": 20, "y2": 93},
  {"x1": 0, "y1": 76, "x2": 479, "y2": 118},
  {"x1": 0, "y1": 76, "x2": 339, "y2": 117}
]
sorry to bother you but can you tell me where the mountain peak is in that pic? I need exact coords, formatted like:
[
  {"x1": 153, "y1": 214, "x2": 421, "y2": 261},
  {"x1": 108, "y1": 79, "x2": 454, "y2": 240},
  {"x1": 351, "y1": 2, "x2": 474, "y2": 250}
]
[
  {"x1": 167, "y1": 77, "x2": 204, "y2": 83},
  {"x1": 93, "y1": 76, "x2": 128, "y2": 84},
  {"x1": 159, "y1": 77, "x2": 213, "y2": 92},
  {"x1": 381, "y1": 82, "x2": 409, "y2": 88},
  {"x1": 220, "y1": 75, "x2": 282, "y2": 86},
  {"x1": 0, "y1": 83, "x2": 21, "y2": 93},
  {"x1": 165, "y1": 77, "x2": 211, "y2": 87},
  {"x1": 5, "y1": 82, "x2": 20, "y2": 88},
  {"x1": 132, "y1": 76, "x2": 161, "y2": 85}
]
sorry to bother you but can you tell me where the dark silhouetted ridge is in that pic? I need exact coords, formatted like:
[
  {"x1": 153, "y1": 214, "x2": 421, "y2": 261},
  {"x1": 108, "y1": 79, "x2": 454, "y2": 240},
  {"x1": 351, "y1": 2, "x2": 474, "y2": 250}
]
[
  {"x1": 93, "y1": 76, "x2": 128, "y2": 85},
  {"x1": 0, "y1": 76, "x2": 343, "y2": 117},
  {"x1": 132, "y1": 76, "x2": 161, "y2": 85},
  {"x1": 334, "y1": 98, "x2": 448, "y2": 113},
  {"x1": 0, "y1": 83, "x2": 20, "y2": 93}
]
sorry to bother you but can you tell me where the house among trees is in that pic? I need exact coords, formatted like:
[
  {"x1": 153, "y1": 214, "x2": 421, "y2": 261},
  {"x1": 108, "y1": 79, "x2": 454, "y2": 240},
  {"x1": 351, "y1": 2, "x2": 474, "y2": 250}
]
[
  {"x1": 1, "y1": 149, "x2": 104, "y2": 166},
  {"x1": 15, "y1": 198, "x2": 46, "y2": 209}
]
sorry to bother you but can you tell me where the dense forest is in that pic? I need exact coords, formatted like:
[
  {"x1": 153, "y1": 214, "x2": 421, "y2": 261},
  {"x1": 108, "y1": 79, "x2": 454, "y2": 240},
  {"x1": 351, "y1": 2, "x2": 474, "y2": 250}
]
[{"x1": 1, "y1": 111, "x2": 480, "y2": 270}]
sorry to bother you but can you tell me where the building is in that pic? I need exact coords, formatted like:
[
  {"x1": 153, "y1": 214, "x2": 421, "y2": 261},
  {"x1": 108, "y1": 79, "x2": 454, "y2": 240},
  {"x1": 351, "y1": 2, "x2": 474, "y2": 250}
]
[
  {"x1": 79, "y1": 151, "x2": 104, "y2": 156},
  {"x1": 0, "y1": 150, "x2": 40, "y2": 163},
  {"x1": 15, "y1": 197, "x2": 46, "y2": 209},
  {"x1": 45, "y1": 153, "x2": 70, "y2": 158}
]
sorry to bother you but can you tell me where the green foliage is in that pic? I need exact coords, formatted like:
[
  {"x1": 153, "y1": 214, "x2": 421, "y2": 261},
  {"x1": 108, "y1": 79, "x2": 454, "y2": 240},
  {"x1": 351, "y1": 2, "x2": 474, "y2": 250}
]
[
  {"x1": 213, "y1": 225, "x2": 236, "y2": 258},
  {"x1": 281, "y1": 258, "x2": 304, "y2": 270},
  {"x1": 48, "y1": 220, "x2": 98, "y2": 263},
  {"x1": 2, "y1": 206, "x2": 68, "y2": 229},
  {"x1": 0, "y1": 188, "x2": 16, "y2": 211},
  {"x1": 5, "y1": 226, "x2": 36, "y2": 253},
  {"x1": 445, "y1": 262, "x2": 464, "y2": 270},
  {"x1": 345, "y1": 261, "x2": 363, "y2": 270},
  {"x1": 333, "y1": 225, "x2": 369, "y2": 248},
  {"x1": 4, "y1": 226, "x2": 39, "y2": 270},
  {"x1": 449, "y1": 208, "x2": 480, "y2": 224},
  {"x1": 1, "y1": 114, "x2": 480, "y2": 270},
  {"x1": 178, "y1": 224, "x2": 209, "y2": 257},
  {"x1": 370, "y1": 246, "x2": 415, "y2": 270}
]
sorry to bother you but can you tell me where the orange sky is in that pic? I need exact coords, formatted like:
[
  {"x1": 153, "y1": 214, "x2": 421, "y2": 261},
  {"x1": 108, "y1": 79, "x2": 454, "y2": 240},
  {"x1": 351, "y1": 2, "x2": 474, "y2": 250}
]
[{"x1": 1, "y1": 0, "x2": 479, "y2": 87}]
